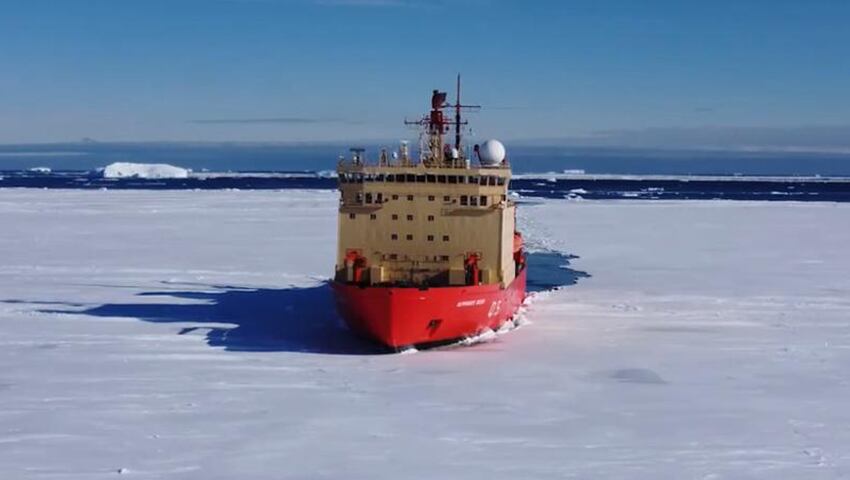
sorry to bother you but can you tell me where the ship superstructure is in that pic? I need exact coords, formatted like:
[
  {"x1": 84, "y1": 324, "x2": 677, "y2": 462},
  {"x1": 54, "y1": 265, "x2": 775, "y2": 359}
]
[{"x1": 332, "y1": 78, "x2": 527, "y2": 348}]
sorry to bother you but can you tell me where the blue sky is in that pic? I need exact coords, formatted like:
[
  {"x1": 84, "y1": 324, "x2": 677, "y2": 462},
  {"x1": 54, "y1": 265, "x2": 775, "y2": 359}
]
[{"x1": 1, "y1": 0, "x2": 849, "y2": 148}]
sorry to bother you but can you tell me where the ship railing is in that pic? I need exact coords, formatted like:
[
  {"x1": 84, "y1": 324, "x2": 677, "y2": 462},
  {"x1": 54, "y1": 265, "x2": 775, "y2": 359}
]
[
  {"x1": 338, "y1": 153, "x2": 508, "y2": 171},
  {"x1": 337, "y1": 171, "x2": 507, "y2": 187}
]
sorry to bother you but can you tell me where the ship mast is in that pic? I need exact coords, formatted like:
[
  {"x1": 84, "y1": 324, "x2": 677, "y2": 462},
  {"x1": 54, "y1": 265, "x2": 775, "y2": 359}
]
[
  {"x1": 455, "y1": 74, "x2": 462, "y2": 151},
  {"x1": 405, "y1": 74, "x2": 479, "y2": 166},
  {"x1": 452, "y1": 74, "x2": 480, "y2": 157}
]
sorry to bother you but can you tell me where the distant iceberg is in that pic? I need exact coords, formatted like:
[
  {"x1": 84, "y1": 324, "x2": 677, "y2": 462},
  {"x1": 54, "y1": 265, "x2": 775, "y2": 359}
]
[
  {"x1": 101, "y1": 162, "x2": 190, "y2": 179},
  {"x1": 29, "y1": 167, "x2": 52, "y2": 174}
]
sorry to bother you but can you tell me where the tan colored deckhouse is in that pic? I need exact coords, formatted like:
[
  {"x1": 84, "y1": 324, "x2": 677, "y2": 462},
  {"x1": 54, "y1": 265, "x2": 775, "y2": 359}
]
[{"x1": 336, "y1": 135, "x2": 517, "y2": 289}]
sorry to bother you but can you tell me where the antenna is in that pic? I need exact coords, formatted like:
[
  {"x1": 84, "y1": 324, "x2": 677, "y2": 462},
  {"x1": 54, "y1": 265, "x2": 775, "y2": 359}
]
[
  {"x1": 455, "y1": 74, "x2": 462, "y2": 151},
  {"x1": 453, "y1": 74, "x2": 480, "y2": 151},
  {"x1": 403, "y1": 76, "x2": 480, "y2": 165}
]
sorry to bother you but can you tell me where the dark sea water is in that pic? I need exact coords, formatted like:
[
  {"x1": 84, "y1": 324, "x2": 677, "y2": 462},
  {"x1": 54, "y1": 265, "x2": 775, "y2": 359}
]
[
  {"x1": 2, "y1": 142, "x2": 850, "y2": 202},
  {"x1": 2, "y1": 169, "x2": 849, "y2": 202},
  {"x1": 3, "y1": 142, "x2": 850, "y2": 176}
]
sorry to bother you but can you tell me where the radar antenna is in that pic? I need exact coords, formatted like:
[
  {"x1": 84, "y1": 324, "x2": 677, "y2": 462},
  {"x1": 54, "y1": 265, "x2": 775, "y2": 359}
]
[{"x1": 404, "y1": 74, "x2": 479, "y2": 165}]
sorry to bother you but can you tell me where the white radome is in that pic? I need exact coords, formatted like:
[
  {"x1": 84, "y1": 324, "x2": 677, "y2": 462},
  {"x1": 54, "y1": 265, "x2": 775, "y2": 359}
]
[{"x1": 478, "y1": 139, "x2": 506, "y2": 166}]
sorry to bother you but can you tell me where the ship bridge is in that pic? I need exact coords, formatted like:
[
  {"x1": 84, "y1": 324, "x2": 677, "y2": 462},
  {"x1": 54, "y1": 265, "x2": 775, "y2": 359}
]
[{"x1": 335, "y1": 150, "x2": 519, "y2": 289}]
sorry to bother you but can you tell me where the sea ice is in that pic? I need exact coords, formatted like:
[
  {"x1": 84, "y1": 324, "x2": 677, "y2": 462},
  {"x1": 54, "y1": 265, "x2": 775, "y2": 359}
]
[{"x1": 1, "y1": 190, "x2": 849, "y2": 479}]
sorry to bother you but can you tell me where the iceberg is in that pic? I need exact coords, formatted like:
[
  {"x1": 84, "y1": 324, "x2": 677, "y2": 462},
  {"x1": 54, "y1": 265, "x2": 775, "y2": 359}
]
[{"x1": 101, "y1": 162, "x2": 190, "y2": 179}]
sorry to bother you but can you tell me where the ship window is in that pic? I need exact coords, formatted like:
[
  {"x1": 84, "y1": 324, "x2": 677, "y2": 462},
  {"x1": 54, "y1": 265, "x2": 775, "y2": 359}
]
[
  {"x1": 356, "y1": 193, "x2": 363, "y2": 203},
  {"x1": 339, "y1": 174, "x2": 347, "y2": 184},
  {"x1": 391, "y1": 214, "x2": 398, "y2": 220},
  {"x1": 428, "y1": 195, "x2": 435, "y2": 201},
  {"x1": 364, "y1": 175, "x2": 373, "y2": 182},
  {"x1": 370, "y1": 214, "x2": 377, "y2": 220},
  {"x1": 397, "y1": 175, "x2": 405, "y2": 183},
  {"x1": 407, "y1": 195, "x2": 414, "y2": 201},
  {"x1": 443, "y1": 195, "x2": 451, "y2": 203},
  {"x1": 468, "y1": 176, "x2": 479, "y2": 184},
  {"x1": 427, "y1": 215, "x2": 435, "y2": 221},
  {"x1": 391, "y1": 234, "x2": 398, "y2": 240},
  {"x1": 365, "y1": 193, "x2": 373, "y2": 203},
  {"x1": 389, "y1": 254, "x2": 398, "y2": 260},
  {"x1": 406, "y1": 214, "x2": 413, "y2": 221},
  {"x1": 376, "y1": 174, "x2": 385, "y2": 182},
  {"x1": 416, "y1": 175, "x2": 426, "y2": 183},
  {"x1": 356, "y1": 174, "x2": 364, "y2": 184},
  {"x1": 385, "y1": 174, "x2": 395, "y2": 182},
  {"x1": 392, "y1": 194, "x2": 399, "y2": 200},
  {"x1": 442, "y1": 235, "x2": 450, "y2": 242},
  {"x1": 489, "y1": 176, "x2": 497, "y2": 186},
  {"x1": 448, "y1": 176, "x2": 458, "y2": 184},
  {"x1": 497, "y1": 177, "x2": 505, "y2": 186},
  {"x1": 406, "y1": 234, "x2": 413, "y2": 241},
  {"x1": 470, "y1": 196, "x2": 478, "y2": 206},
  {"x1": 437, "y1": 175, "x2": 447, "y2": 183},
  {"x1": 376, "y1": 193, "x2": 383, "y2": 203},
  {"x1": 427, "y1": 235, "x2": 434, "y2": 241},
  {"x1": 426, "y1": 174, "x2": 436, "y2": 183},
  {"x1": 460, "y1": 195, "x2": 468, "y2": 206},
  {"x1": 501, "y1": 194, "x2": 507, "y2": 202},
  {"x1": 406, "y1": 174, "x2": 415, "y2": 182},
  {"x1": 480, "y1": 196, "x2": 487, "y2": 206},
  {"x1": 440, "y1": 255, "x2": 449, "y2": 261},
  {"x1": 349, "y1": 213, "x2": 356, "y2": 219}
]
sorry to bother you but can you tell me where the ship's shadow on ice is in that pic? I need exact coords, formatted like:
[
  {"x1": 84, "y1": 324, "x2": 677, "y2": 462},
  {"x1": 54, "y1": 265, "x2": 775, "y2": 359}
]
[
  {"x1": 526, "y1": 251, "x2": 590, "y2": 293},
  {"x1": 19, "y1": 252, "x2": 587, "y2": 355},
  {"x1": 37, "y1": 281, "x2": 386, "y2": 355}
]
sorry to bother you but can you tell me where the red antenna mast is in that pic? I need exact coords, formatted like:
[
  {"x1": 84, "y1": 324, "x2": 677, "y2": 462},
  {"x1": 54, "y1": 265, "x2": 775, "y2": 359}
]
[{"x1": 404, "y1": 75, "x2": 479, "y2": 163}]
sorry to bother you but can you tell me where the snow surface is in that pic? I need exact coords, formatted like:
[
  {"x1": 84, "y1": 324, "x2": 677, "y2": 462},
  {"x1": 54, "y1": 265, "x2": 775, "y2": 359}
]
[
  {"x1": 102, "y1": 162, "x2": 190, "y2": 179},
  {"x1": 1, "y1": 190, "x2": 850, "y2": 479}
]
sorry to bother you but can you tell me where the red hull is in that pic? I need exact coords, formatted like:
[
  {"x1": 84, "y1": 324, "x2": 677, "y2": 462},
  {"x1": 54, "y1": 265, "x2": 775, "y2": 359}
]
[{"x1": 332, "y1": 267, "x2": 527, "y2": 348}]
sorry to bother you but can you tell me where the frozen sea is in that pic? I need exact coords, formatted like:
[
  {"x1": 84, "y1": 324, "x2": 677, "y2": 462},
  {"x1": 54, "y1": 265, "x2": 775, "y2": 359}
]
[{"x1": 1, "y1": 189, "x2": 849, "y2": 479}]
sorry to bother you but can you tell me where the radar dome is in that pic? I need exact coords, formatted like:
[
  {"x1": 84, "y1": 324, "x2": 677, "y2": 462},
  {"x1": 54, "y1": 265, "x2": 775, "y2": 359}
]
[{"x1": 477, "y1": 139, "x2": 506, "y2": 166}]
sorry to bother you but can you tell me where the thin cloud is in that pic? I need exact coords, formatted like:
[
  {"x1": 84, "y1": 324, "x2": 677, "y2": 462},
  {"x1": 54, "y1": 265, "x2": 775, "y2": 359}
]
[
  {"x1": 189, "y1": 117, "x2": 364, "y2": 125},
  {"x1": 217, "y1": 0, "x2": 417, "y2": 7},
  {"x1": 518, "y1": 125, "x2": 850, "y2": 155},
  {"x1": 313, "y1": 0, "x2": 414, "y2": 6},
  {"x1": 576, "y1": 125, "x2": 850, "y2": 153}
]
